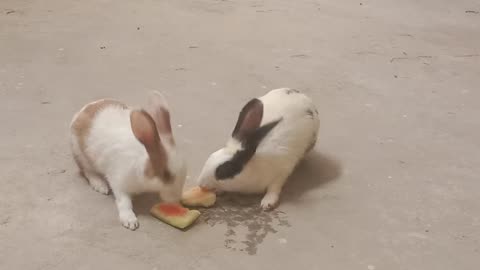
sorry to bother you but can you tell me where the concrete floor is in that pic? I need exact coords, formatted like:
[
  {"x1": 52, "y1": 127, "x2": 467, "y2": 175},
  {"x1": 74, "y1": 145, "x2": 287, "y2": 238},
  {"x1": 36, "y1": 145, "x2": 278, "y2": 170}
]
[{"x1": 1, "y1": 0, "x2": 479, "y2": 269}]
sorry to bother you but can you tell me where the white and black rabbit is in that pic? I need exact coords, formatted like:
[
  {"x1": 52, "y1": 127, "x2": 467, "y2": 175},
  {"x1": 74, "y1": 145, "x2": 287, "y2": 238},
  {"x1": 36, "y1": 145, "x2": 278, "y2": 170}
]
[
  {"x1": 197, "y1": 88, "x2": 319, "y2": 210},
  {"x1": 70, "y1": 92, "x2": 186, "y2": 230}
]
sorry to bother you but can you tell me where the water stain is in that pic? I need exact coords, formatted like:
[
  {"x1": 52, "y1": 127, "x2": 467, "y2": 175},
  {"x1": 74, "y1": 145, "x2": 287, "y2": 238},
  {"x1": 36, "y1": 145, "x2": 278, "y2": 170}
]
[{"x1": 199, "y1": 193, "x2": 290, "y2": 255}]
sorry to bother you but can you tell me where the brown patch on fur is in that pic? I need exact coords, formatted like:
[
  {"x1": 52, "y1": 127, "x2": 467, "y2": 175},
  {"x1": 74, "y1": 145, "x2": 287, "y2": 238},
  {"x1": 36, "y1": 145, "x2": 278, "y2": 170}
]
[
  {"x1": 71, "y1": 99, "x2": 128, "y2": 172},
  {"x1": 148, "y1": 107, "x2": 175, "y2": 146},
  {"x1": 130, "y1": 110, "x2": 171, "y2": 183},
  {"x1": 166, "y1": 136, "x2": 175, "y2": 146},
  {"x1": 157, "y1": 108, "x2": 172, "y2": 134},
  {"x1": 146, "y1": 91, "x2": 176, "y2": 146},
  {"x1": 145, "y1": 164, "x2": 172, "y2": 182},
  {"x1": 158, "y1": 107, "x2": 175, "y2": 146}
]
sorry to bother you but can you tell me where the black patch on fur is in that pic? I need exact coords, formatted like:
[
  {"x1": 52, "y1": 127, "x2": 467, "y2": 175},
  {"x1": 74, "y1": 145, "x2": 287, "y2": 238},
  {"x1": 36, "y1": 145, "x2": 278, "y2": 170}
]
[
  {"x1": 306, "y1": 109, "x2": 314, "y2": 119},
  {"x1": 215, "y1": 119, "x2": 282, "y2": 180},
  {"x1": 285, "y1": 89, "x2": 300, "y2": 95}
]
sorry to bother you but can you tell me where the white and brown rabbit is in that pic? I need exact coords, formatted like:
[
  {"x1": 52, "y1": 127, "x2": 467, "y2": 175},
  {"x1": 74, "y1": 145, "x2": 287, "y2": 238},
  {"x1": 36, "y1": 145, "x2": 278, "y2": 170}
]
[
  {"x1": 70, "y1": 92, "x2": 186, "y2": 230},
  {"x1": 197, "y1": 88, "x2": 320, "y2": 210}
]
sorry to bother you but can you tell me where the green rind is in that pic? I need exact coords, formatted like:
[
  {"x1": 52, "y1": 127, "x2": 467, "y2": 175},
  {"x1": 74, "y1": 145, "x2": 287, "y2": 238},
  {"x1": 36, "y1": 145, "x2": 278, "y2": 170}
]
[{"x1": 150, "y1": 208, "x2": 201, "y2": 229}]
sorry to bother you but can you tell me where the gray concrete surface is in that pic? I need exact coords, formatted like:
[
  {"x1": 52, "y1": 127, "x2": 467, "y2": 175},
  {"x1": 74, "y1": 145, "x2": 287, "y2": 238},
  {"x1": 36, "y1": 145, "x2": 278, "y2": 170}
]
[{"x1": 1, "y1": 0, "x2": 479, "y2": 269}]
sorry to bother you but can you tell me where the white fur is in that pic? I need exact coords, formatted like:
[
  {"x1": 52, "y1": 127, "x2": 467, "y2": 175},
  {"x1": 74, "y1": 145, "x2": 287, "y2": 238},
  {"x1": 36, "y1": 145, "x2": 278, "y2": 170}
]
[
  {"x1": 197, "y1": 88, "x2": 319, "y2": 209},
  {"x1": 70, "y1": 101, "x2": 186, "y2": 230}
]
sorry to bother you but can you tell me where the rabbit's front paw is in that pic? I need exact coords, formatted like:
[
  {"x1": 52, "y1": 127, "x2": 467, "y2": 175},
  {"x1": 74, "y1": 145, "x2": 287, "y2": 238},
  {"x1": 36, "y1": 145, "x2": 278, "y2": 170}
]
[
  {"x1": 90, "y1": 179, "x2": 109, "y2": 195},
  {"x1": 119, "y1": 211, "x2": 139, "y2": 230},
  {"x1": 261, "y1": 192, "x2": 279, "y2": 211}
]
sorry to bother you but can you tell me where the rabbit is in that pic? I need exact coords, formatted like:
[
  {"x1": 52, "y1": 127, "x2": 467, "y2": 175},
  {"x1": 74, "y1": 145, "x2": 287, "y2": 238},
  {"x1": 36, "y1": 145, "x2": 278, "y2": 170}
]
[
  {"x1": 70, "y1": 91, "x2": 186, "y2": 230},
  {"x1": 196, "y1": 88, "x2": 319, "y2": 210}
]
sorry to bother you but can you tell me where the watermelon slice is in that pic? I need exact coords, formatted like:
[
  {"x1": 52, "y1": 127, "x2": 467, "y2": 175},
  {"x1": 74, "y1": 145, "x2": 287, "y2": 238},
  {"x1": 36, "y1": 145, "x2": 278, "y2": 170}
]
[
  {"x1": 150, "y1": 203, "x2": 200, "y2": 229},
  {"x1": 181, "y1": 186, "x2": 216, "y2": 207}
]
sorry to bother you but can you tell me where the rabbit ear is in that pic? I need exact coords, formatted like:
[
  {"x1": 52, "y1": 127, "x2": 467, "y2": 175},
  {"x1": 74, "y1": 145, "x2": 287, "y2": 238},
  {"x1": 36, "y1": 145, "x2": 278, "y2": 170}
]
[
  {"x1": 130, "y1": 110, "x2": 170, "y2": 181},
  {"x1": 243, "y1": 118, "x2": 282, "y2": 149},
  {"x1": 232, "y1": 98, "x2": 264, "y2": 142},
  {"x1": 216, "y1": 98, "x2": 280, "y2": 181},
  {"x1": 146, "y1": 91, "x2": 174, "y2": 144},
  {"x1": 216, "y1": 118, "x2": 282, "y2": 180}
]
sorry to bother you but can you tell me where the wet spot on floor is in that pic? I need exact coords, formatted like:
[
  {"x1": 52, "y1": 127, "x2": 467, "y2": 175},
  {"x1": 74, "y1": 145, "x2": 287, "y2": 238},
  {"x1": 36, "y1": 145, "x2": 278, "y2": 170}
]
[{"x1": 199, "y1": 193, "x2": 290, "y2": 255}]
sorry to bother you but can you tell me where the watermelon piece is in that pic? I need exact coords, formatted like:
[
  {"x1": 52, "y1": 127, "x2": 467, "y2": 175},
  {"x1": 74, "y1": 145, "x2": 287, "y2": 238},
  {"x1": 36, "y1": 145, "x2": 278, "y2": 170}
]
[
  {"x1": 181, "y1": 186, "x2": 216, "y2": 207},
  {"x1": 157, "y1": 203, "x2": 188, "y2": 216},
  {"x1": 150, "y1": 203, "x2": 200, "y2": 229}
]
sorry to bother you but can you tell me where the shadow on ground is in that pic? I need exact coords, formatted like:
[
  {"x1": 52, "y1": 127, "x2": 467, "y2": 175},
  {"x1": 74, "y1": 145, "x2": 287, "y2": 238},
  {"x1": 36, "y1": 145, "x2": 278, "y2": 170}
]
[
  {"x1": 282, "y1": 151, "x2": 342, "y2": 203},
  {"x1": 133, "y1": 151, "x2": 341, "y2": 255},
  {"x1": 133, "y1": 193, "x2": 159, "y2": 216}
]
